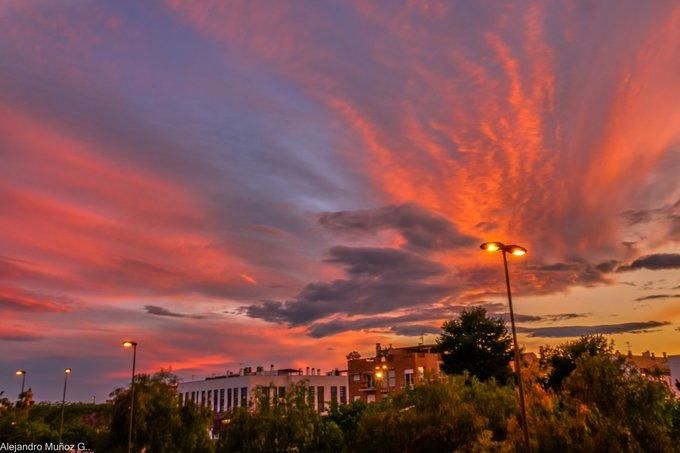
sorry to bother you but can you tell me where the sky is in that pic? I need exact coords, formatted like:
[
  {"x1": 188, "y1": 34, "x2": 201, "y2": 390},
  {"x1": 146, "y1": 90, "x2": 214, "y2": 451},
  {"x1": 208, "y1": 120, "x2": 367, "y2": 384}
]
[{"x1": 0, "y1": 0, "x2": 679, "y2": 402}]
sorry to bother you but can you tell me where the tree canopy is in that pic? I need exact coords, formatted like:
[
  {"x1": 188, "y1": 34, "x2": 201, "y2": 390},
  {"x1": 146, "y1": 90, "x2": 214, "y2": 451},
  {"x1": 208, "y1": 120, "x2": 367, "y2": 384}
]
[{"x1": 437, "y1": 307, "x2": 514, "y2": 383}]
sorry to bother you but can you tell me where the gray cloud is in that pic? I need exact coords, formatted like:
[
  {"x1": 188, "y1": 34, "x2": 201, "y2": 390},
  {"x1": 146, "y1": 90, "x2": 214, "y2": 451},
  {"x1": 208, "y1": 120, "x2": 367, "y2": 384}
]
[
  {"x1": 144, "y1": 305, "x2": 207, "y2": 319},
  {"x1": 319, "y1": 203, "x2": 476, "y2": 252},
  {"x1": 617, "y1": 253, "x2": 680, "y2": 271},
  {"x1": 325, "y1": 246, "x2": 448, "y2": 279},
  {"x1": 517, "y1": 321, "x2": 670, "y2": 338},
  {"x1": 634, "y1": 294, "x2": 680, "y2": 302},
  {"x1": 390, "y1": 325, "x2": 441, "y2": 337}
]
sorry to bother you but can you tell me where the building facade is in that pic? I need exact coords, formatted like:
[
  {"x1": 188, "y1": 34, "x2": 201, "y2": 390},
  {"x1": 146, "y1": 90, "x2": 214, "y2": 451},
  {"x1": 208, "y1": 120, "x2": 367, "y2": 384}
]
[
  {"x1": 347, "y1": 343, "x2": 441, "y2": 403},
  {"x1": 177, "y1": 366, "x2": 348, "y2": 415}
]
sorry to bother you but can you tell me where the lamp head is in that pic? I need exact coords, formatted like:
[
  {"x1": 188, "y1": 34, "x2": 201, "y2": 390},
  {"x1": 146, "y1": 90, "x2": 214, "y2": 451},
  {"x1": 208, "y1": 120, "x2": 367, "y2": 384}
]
[
  {"x1": 64, "y1": 368, "x2": 72, "y2": 374},
  {"x1": 506, "y1": 245, "x2": 527, "y2": 257},
  {"x1": 15, "y1": 370, "x2": 26, "y2": 376},
  {"x1": 480, "y1": 242, "x2": 504, "y2": 252},
  {"x1": 122, "y1": 340, "x2": 137, "y2": 348},
  {"x1": 375, "y1": 371, "x2": 383, "y2": 379}
]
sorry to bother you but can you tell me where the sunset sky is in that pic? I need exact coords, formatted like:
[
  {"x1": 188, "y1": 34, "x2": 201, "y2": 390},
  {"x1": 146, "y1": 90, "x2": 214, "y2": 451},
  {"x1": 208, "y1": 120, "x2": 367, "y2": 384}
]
[{"x1": 1, "y1": 0, "x2": 679, "y2": 402}]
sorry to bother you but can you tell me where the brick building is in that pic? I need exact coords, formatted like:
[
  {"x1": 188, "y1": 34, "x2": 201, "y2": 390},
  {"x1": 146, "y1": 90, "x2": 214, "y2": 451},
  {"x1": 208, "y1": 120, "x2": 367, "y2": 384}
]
[{"x1": 347, "y1": 343, "x2": 441, "y2": 403}]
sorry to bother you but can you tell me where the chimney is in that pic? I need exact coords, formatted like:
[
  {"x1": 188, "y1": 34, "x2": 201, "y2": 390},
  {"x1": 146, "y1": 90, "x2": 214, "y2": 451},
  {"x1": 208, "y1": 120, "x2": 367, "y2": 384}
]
[
  {"x1": 663, "y1": 352, "x2": 667, "y2": 358},
  {"x1": 628, "y1": 349, "x2": 632, "y2": 358},
  {"x1": 317, "y1": 368, "x2": 321, "y2": 376},
  {"x1": 306, "y1": 366, "x2": 310, "y2": 375},
  {"x1": 270, "y1": 364, "x2": 274, "y2": 371},
  {"x1": 311, "y1": 367, "x2": 315, "y2": 376},
  {"x1": 651, "y1": 352, "x2": 655, "y2": 359},
  {"x1": 376, "y1": 342, "x2": 381, "y2": 360}
]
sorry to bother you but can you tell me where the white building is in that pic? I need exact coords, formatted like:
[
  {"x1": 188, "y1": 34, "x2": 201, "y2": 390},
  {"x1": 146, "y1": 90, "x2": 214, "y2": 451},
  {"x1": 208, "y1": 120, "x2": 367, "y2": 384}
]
[
  {"x1": 669, "y1": 355, "x2": 680, "y2": 398},
  {"x1": 177, "y1": 366, "x2": 349, "y2": 414}
]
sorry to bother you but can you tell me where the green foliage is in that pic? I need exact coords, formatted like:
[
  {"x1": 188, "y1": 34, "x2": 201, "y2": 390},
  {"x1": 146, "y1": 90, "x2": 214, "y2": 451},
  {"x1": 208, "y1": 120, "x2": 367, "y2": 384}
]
[
  {"x1": 351, "y1": 375, "x2": 516, "y2": 452},
  {"x1": 438, "y1": 307, "x2": 514, "y2": 384},
  {"x1": 540, "y1": 334, "x2": 613, "y2": 390},
  {"x1": 108, "y1": 369, "x2": 213, "y2": 453},
  {"x1": 326, "y1": 399, "x2": 367, "y2": 436},
  {"x1": 0, "y1": 401, "x2": 110, "y2": 448},
  {"x1": 216, "y1": 382, "x2": 342, "y2": 453}
]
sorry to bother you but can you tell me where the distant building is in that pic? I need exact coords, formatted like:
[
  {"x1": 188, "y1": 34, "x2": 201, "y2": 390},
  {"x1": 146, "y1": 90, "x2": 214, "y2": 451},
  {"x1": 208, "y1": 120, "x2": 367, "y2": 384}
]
[
  {"x1": 347, "y1": 343, "x2": 442, "y2": 403},
  {"x1": 615, "y1": 350, "x2": 676, "y2": 396},
  {"x1": 177, "y1": 365, "x2": 348, "y2": 416},
  {"x1": 668, "y1": 355, "x2": 680, "y2": 398}
]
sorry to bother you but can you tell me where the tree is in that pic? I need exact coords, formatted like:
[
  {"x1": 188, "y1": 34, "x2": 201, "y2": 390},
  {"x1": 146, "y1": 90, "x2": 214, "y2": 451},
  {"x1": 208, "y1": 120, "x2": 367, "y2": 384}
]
[
  {"x1": 352, "y1": 375, "x2": 516, "y2": 452},
  {"x1": 437, "y1": 307, "x2": 514, "y2": 383},
  {"x1": 216, "y1": 382, "x2": 342, "y2": 453},
  {"x1": 539, "y1": 334, "x2": 612, "y2": 390},
  {"x1": 346, "y1": 351, "x2": 361, "y2": 361},
  {"x1": 108, "y1": 369, "x2": 212, "y2": 452}
]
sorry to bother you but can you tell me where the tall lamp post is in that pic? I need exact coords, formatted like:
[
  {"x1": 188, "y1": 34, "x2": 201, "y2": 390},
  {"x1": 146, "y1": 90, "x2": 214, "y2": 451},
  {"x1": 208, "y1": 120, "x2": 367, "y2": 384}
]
[
  {"x1": 480, "y1": 242, "x2": 530, "y2": 450},
  {"x1": 122, "y1": 341, "x2": 138, "y2": 453},
  {"x1": 59, "y1": 368, "x2": 72, "y2": 442}
]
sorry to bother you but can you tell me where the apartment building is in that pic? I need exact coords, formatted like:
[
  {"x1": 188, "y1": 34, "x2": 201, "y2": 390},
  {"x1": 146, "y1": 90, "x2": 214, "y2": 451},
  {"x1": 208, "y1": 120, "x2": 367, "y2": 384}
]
[
  {"x1": 347, "y1": 343, "x2": 441, "y2": 403},
  {"x1": 177, "y1": 365, "x2": 348, "y2": 414}
]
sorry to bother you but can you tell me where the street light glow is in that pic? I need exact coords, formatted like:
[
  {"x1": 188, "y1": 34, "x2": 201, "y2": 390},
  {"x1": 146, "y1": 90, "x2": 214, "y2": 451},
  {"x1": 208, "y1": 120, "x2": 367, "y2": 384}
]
[
  {"x1": 480, "y1": 242, "x2": 502, "y2": 252},
  {"x1": 122, "y1": 340, "x2": 137, "y2": 348},
  {"x1": 506, "y1": 245, "x2": 527, "y2": 256},
  {"x1": 375, "y1": 371, "x2": 383, "y2": 379},
  {"x1": 15, "y1": 370, "x2": 25, "y2": 376},
  {"x1": 64, "y1": 368, "x2": 72, "y2": 374}
]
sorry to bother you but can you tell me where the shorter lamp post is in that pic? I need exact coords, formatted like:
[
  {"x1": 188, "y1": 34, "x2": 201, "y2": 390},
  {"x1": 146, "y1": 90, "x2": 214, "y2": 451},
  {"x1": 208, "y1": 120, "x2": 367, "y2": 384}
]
[
  {"x1": 15, "y1": 370, "x2": 26, "y2": 396},
  {"x1": 122, "y1": 341, "x2": 138, "y2": 453},
  {"x1": 59, "y1": 368, "x2": 72, "y2": 442}
]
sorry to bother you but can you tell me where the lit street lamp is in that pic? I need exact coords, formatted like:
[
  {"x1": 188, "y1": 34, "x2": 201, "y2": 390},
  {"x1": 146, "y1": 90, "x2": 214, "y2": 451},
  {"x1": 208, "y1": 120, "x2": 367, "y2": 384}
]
[
  {"x1": 15, "y1": 370, "x2": 26, "y2": 396},
  {"x1": 59, "y1": 368, "x2": 72, "y2": 442},
  {"x1": 122, "y1": 341, "x2": 138, "y2": 453},
  {"x1": 480, "y1": 242, "x2": 530, "y2": 450}
]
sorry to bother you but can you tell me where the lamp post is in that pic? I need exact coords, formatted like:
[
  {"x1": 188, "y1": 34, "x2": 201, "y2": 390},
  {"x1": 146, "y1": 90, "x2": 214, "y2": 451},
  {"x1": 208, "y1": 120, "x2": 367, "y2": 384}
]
[
  {"x1": 122, "y1": 341, "x2": 138, "y2": 453},
  {"x1": 15, "y1": 370, "x2": 26, "y2": 396},
  {"x1": 480, "y1": 242, "x2": 530, "y2": 450},
  {"x1": 59, "y1": 368, "x2": 72, "y2": 442}
]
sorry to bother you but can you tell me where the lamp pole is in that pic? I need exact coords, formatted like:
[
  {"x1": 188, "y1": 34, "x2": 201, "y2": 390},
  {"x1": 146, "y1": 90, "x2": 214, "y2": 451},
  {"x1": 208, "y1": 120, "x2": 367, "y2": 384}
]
[
  {"x1": 481, "y1": 242, "x2": 530, "y2": 451},
  {"x1": 59, "y1": 368, "x2": 71, "y2": 442},
  {"x1": 122, "y1": 341, "x2": 138, "y2": 453},
  {"x1": 16, "y1": 370, "x2": 26, "y2": 396}
]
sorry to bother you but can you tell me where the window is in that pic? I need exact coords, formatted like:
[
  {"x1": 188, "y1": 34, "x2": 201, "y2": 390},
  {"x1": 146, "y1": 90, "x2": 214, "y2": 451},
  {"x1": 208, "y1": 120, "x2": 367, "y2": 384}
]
[
  {"x1": 227, "y1": 388, "x2": 232, "y2": 409},
  {"x1": 219, "y1": 389, "x2": 224, "y2": 412},
  {"x1": 308, "y1": 386, "x2": 315, "y2": 406},
  {"x1": 404, "y1": 369, "x2": 414, "y2": 388},
  {"x1": 365, "y1": 373, "x2": 374, "y2": 388},
  {"x1": 353, "y1": 395, "x2": 361, "y2": 402},
  {"x1": 278, "y1": 386, "x2": 286, "y2": 399},
  {"x1": 213, "y1": 389, "x2": 218, "y2": 412},
  {"x1": 417, "y1": 366, "x2": 425, "y2": 380},
  {"x1": 317, "y1": 386, "x2": 325, "y2": 412},
  {"x1": 191, "y1": 391, "x2": 196, "y2": 403},
  {"x1": 388, "y1": 370, "x2": 396, "y2": 388},
  {"x1": 340, "y1": 386, "x2": 347, "y2": 404},
  {"x1": 207, "y1": 390, "x2": 212, "y2": 410},
  {"x1": 367, "y1": 394, "x2": 375, "y2": 403},
  {"x1": 178, "y1": 393, "x2": 183, "y2": 405},
  {"x1": 201, "y1": 390, "x2": 205, "y2": 407},
  {"x1": 330, "y1": 386, "x2": 338, "y2": 404},
  {"x1": 241, "y1": 387, "x2": 247, "y2": 407},
  {"x1": 352, "y1": 374, "x2": 360, "y2": 382},
  {"x1": 233, "y1": 388, "x2": 239, "y2": 407}
]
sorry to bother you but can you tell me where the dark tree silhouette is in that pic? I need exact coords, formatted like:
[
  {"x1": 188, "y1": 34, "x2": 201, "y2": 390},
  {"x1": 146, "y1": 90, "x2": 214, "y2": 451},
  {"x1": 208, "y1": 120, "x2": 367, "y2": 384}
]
[{"x1": 437, "y1": 307, "x2": 513, "y2": 384}]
